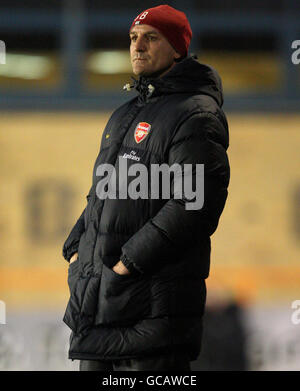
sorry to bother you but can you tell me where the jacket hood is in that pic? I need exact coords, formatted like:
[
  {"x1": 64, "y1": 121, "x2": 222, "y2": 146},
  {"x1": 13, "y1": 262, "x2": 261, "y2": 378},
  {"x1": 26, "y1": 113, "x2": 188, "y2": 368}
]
[{"x1": 131, "y1": 55, "x2": 224, "y2": 107}]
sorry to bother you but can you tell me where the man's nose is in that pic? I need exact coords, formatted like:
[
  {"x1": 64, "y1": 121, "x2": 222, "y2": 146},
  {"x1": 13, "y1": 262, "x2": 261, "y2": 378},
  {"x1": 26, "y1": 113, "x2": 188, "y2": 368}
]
[{"x1": 135, "y1": 37, "x2": 146, "y2": 51}]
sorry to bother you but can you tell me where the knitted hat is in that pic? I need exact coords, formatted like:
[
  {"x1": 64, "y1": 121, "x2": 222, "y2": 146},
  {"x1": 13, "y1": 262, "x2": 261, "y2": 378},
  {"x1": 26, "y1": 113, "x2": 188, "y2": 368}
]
[{"x1": 130, "y1": 5, "x2": 192, "y2": 58}]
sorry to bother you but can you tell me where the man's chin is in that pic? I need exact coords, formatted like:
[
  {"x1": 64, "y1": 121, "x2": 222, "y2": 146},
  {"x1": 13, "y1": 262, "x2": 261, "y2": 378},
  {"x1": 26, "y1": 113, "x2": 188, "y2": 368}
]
[
  {"x1": 132, "y1": 66, "x2": 149, "y2": 77},
  {"x1": 132, "y1": 65, "x2": 161, "y2": 78},
  {"x1": 132, "y1": 62, "x2": 175, "y2": 79}
]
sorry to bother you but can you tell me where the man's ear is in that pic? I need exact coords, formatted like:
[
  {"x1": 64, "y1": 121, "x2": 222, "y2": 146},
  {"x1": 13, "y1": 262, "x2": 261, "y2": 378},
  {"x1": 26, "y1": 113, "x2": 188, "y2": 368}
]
[
  {"x1": 174, "y1": 51, "x2": 181, "y2": 60},
  {"x1": 174, "y1": 51, "x2": 184, "y2": 63}
]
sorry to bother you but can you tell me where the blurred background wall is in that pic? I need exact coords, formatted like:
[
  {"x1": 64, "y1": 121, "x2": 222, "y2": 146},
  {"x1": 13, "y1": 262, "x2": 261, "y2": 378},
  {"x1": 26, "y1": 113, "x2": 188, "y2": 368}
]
[{"x1": 0, "y1": 0, "x2": 300, "y2": 371}]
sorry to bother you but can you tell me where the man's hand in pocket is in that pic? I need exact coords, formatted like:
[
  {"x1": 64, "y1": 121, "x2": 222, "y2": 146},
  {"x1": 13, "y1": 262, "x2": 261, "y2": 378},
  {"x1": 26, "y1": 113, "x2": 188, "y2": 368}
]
[{"x1": 113, "y1": 260, "x2": 130, "y2": 275}]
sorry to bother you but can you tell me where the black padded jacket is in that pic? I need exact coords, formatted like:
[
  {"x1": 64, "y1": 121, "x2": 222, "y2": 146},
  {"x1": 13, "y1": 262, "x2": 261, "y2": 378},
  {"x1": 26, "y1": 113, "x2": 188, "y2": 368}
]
[{"x1": 62, "y1": 55, "x2": 230, "y2": 362}]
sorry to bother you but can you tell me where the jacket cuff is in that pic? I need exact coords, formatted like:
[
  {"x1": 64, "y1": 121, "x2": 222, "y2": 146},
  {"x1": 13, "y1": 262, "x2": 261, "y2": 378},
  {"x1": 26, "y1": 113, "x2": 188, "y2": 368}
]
[
  {"x1": 62, "y1": 243, "x2": 79, "y2": 262},
  {"x1": 120, "y1": 254, "x2": 142, "y2": 275}
]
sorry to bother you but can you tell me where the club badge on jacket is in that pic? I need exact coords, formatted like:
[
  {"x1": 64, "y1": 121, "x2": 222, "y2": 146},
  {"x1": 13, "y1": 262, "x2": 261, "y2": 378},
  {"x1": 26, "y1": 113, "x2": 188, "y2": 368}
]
[{"x1": 134, "y1": 122, "x2": 151, "y2": 144}]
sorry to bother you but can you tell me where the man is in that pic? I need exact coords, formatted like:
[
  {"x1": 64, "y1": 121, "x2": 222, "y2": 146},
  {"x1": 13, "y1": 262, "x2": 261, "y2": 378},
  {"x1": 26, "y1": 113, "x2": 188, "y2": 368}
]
[{"x1": 62, "y1": 5, "x2": 230, "y2": 371}]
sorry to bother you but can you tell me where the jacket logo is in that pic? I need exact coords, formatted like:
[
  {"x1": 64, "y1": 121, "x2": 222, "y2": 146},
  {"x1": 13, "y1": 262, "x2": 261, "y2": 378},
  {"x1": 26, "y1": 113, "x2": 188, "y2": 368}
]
[{"x1": 134, "y1": 122, "x2": 151, "y2": 144}]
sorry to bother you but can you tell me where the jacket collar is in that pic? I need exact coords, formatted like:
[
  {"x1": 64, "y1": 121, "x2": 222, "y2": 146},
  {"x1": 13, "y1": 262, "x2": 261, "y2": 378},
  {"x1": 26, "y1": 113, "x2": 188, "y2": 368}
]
[{"x1": 123, "y1": 55, "x2": 224, "y2": 107}]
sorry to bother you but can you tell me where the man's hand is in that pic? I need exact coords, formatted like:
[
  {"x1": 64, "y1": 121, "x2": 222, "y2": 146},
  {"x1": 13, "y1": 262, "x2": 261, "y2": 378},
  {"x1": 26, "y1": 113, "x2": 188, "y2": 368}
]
[
  {"x1": 112, "y1": 260, "x2": 130, "y2": 275},
  {"x1": 70, "y1": 253, "x2": 78, "y2": 264},
  {"x1": 69, "y1": 255, "x2": 130, "y2": 275}
]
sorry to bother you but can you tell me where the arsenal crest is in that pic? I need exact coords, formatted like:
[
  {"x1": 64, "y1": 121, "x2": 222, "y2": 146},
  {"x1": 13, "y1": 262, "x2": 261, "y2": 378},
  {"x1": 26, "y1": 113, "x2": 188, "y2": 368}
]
[{"x1": 134, "y1": 122, "x2": 151, "y2": 144}]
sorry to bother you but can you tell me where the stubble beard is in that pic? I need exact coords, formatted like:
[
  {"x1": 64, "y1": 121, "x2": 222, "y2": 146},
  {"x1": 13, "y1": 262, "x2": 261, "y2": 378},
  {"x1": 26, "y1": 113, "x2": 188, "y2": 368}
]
[{"x1": 132, "y1": 58, "x2": 176, "y2": 79}]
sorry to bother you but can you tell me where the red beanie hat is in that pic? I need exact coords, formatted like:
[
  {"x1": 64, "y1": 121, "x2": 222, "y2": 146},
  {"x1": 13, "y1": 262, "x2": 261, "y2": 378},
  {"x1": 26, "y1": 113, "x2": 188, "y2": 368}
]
[{"x1": 130, "y1": 5, "x2": 192, "y2": 58}]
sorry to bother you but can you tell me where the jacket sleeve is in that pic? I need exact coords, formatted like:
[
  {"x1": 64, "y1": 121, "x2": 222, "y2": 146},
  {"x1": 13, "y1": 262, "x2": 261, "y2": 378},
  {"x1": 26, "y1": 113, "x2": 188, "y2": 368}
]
[
  {"x1": 62, "y1": 207, "x2": 86, "y2": 262},
  {"x1": 120, "y1": 113, "x2": 230, "y2": 274}
]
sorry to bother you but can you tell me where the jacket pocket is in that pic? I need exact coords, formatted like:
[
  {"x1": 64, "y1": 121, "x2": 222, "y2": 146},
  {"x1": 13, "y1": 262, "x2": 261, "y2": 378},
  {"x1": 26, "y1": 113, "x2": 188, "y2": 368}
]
[
  {"x1": 95, "y1": 263, "x2": 150, "y2": 326},
  {"x1": 67, "y1": 258, "x2": 80, "y2": 295},
  {"x1": 63, "y1": 258, "x2": 82, "y2": 332}
]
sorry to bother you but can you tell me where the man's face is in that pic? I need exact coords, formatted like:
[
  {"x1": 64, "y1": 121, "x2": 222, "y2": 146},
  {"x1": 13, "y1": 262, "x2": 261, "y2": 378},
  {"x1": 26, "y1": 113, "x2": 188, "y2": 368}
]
[{"x1": 130, "y1": 24, "x2": 180, "y2": 77}]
